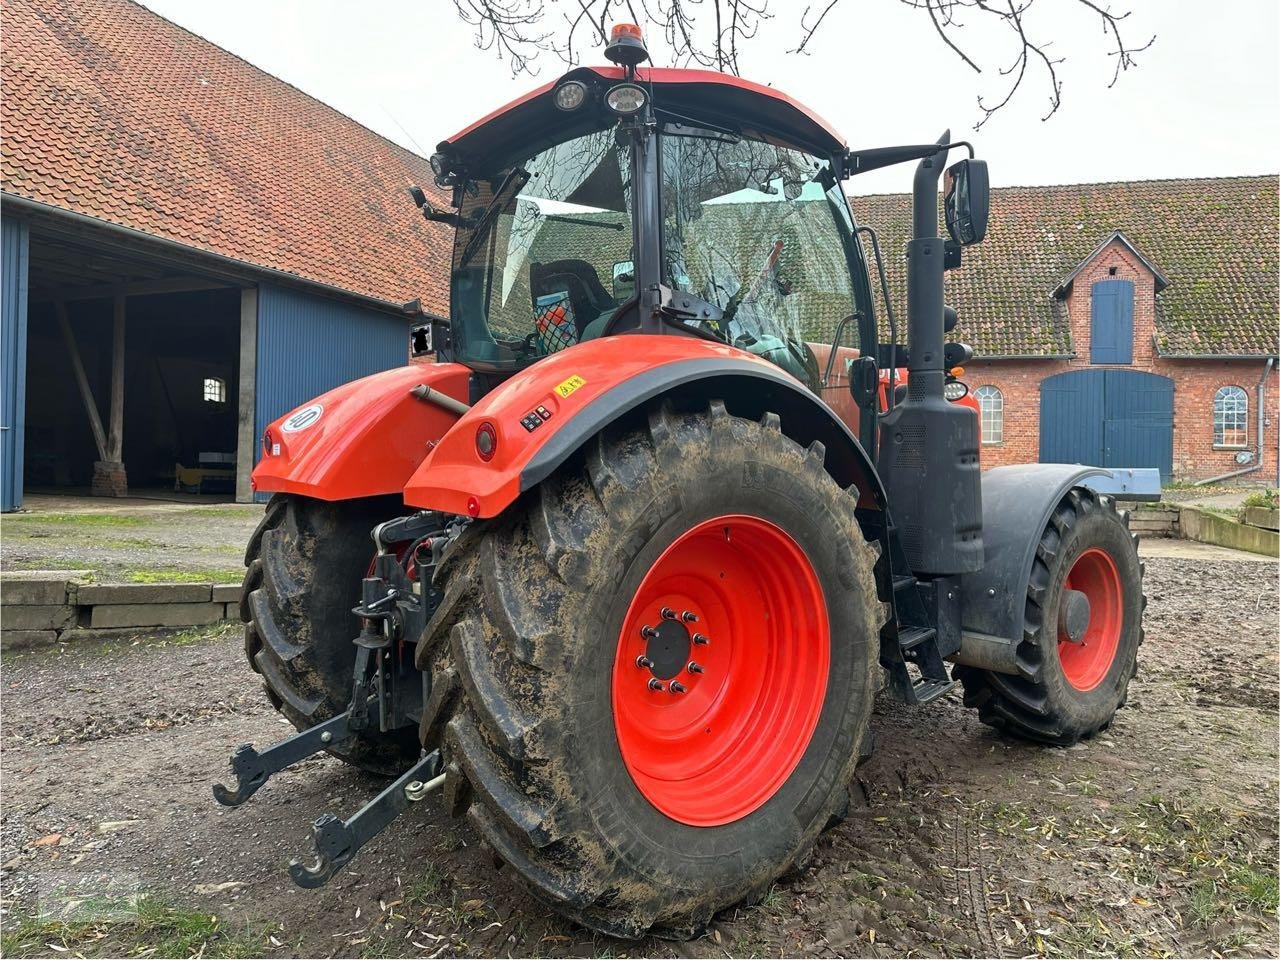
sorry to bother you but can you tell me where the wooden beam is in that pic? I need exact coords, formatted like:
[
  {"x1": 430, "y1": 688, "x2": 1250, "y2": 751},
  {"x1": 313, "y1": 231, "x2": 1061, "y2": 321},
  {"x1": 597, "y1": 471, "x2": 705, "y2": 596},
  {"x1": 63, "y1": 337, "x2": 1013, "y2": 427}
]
[
  {"x1": 107, "y1": 295, "x2": 125, "y2": 461},
  {"x1": 235, "y1": 287, "x2": 258, "y2": 503},
  {"x1": 53, "y1": 302, "x2": 108, "y2": 461},
  {"x1": 31, "y1": 276, "x2": 231, "y2": 304}
]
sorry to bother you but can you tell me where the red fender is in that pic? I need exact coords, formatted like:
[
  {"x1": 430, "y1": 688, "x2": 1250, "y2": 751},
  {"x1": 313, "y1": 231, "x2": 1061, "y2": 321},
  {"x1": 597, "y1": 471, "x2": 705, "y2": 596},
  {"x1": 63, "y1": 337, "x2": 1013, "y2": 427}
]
[
  {"x1": 403, "y1": 335, "x2": 808, "y2": 518},
  {"x1": 252, "y1": 363, "x2": 472, "y2": 501}
]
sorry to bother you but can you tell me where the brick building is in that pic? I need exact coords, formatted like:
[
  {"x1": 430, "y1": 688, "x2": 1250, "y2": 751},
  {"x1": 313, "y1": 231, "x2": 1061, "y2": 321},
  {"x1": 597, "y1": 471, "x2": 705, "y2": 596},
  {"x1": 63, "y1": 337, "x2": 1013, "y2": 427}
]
[{"x1": 852, "y1": 177, "x2": 1279, "y2": 484}]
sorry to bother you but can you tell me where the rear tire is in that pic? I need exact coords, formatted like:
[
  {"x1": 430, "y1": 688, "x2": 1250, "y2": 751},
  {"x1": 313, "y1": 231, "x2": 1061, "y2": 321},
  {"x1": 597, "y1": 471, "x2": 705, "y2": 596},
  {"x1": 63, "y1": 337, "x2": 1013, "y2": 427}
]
[
  {"x1": 241, "y1": 494, "x2": 421, "y2": 776},
  {"x1": 417, "y1": 401, "x2": 882, "y2": 938},
  {"x1": 955, "y1": 488, "x2": 1144, "y2": 746}
]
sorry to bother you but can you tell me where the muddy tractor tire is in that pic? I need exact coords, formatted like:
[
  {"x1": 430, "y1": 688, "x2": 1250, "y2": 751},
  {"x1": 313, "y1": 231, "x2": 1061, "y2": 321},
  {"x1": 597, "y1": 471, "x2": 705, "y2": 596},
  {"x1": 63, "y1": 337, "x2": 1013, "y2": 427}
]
[
  {"x1": 241, "y1": 494, "x2": 421, "y2": 776},
  {"x1": 418, "y1": 401, "x2": 882, "y2": 938},
  {"x1": 955, "y1": 488, "x2": 1145, "y2": 746}
]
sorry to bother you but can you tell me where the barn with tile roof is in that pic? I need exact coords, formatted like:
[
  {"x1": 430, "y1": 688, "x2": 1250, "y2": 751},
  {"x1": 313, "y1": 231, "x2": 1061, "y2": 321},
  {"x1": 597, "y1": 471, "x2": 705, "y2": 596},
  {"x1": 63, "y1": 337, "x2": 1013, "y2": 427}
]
[
  {"x1": 852, "y1": 176, "x2": 1279, "y2": 482},
  {"x1": 1, "y1": 0, "x2": 449, "y2": 509}
]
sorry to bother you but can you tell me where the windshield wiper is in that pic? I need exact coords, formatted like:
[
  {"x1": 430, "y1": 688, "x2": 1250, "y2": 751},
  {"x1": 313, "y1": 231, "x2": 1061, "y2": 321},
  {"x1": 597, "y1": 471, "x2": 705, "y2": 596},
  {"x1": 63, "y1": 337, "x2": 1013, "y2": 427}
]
[
  {"x1": 544, "y1": 214, "x2": 626, "y2": 231},
  {"x1": 458, "y1": 167, "x2": 531, "y2": 268}
]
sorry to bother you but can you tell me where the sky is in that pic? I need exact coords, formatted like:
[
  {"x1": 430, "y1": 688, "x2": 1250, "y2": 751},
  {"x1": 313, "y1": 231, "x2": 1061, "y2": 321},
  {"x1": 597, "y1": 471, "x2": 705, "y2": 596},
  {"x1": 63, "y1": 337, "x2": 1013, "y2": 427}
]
[{"x1": 138, "y1": 0, "x2": 1278, "y2": 196}]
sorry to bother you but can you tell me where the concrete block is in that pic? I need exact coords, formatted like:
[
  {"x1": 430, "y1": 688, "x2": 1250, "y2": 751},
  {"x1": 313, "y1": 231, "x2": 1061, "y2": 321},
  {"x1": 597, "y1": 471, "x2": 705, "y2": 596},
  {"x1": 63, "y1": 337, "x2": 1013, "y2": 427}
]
[
  {"x1": 77, "y1": 583, "x2": 213, "y2": 605},
  {"x1": 0, "y1": 629, "x2": 59, "y2": 649},
  {"x1": 2, "y1": 605, "x2": 75, "y2": 630},
  {"x1": 1243, "y1": 506, "x2": 1280, "y2": 531},
  {"x1": 90, "y1": 601, "x2": 226, "y2": 629},
  {"x1": 211, "y1": 584, "x2": 243, "y2": 604},
  {"x1": 1180, "y1": 506, "x2": 1280, "y2": 558},
  {"x1": 0, "y1": 571, "x2": 91, "y2": 605}
]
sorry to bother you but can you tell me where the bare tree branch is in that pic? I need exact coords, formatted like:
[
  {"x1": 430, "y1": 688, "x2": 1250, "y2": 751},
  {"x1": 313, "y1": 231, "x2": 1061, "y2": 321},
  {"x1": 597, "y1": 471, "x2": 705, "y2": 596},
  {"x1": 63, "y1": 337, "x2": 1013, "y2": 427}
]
[{"x1": 451, "y1": 0, "x2": 1154, "y2": 126}]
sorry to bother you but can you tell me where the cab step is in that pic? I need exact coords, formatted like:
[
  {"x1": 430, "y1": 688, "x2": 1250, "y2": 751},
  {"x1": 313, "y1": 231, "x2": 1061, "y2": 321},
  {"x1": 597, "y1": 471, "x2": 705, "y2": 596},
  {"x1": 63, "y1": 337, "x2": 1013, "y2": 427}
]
[
  {"x1": 911, "y1": 677, "x2": 958, "y2": 705},
  {"x1": 898, "y1": 625, "x2": 937, "y2": 652}
]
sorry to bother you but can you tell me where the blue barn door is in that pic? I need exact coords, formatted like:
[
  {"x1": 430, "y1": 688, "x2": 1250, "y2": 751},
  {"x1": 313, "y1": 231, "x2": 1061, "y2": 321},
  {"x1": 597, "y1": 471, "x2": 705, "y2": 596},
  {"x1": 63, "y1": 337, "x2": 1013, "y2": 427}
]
[
  {"x1": 1103, "y1": 369, "x2": 1173, "y2": 477},
  {"x1": 1040, "y1": 369, "x2": 1106, "y2": 467},
  {"x1": 1041, "y1": 369, "x2": 1172, "y2": 478}
]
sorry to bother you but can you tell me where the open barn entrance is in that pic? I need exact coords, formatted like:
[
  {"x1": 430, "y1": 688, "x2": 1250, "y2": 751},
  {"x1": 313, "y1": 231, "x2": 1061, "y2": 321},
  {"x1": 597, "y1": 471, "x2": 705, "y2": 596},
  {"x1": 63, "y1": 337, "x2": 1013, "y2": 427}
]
[{"x1": 23, "y1": 229, "x2": 244, "y2": 500}]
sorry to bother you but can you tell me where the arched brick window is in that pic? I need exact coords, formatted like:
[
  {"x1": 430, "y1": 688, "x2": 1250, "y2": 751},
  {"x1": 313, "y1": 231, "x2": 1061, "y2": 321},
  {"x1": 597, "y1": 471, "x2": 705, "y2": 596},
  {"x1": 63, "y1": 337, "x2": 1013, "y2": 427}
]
[
  {"x1": 1213, "y1": 385, "x2": 1248, "y2": 448},
  {"x1": 975, "y1": 385, "x2": 1003, "y2": 445}
]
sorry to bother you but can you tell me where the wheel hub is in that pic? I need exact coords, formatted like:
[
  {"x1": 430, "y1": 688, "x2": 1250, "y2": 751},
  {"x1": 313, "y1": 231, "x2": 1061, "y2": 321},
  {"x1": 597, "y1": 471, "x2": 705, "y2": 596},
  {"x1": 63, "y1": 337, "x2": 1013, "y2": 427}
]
[
  {"x1": 641, "y1": 615, "x2": 693, "y2": 681},
  {"x1": 612, "y1": 514, "x2": 830, "y2": 827},
  {"x1": 1057, "y1": 589, "x2": 1091, "y2": 644}
]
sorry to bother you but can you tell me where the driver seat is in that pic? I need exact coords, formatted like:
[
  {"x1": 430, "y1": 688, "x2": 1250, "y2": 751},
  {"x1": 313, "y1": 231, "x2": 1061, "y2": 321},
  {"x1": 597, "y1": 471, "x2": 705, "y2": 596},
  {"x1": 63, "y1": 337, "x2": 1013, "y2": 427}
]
[{"x1": 530, "y1": 259, "x2": 614, "y2": 336}]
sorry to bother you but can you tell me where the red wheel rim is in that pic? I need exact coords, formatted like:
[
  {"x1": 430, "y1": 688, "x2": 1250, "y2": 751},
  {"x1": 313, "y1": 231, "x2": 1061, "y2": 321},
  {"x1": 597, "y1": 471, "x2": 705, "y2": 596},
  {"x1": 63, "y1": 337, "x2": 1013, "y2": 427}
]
[
  {"x1": 612, "y1": 515, "x2": 830, "y2": 826},
  {"x1": 1057, "y1": 547, "x2": 1123, "y2": 691}
]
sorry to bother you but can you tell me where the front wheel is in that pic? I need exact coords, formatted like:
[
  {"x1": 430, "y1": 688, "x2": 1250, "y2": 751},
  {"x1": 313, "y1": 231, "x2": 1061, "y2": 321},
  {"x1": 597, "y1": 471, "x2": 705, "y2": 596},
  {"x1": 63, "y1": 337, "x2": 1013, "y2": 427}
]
[
  {"x1": 417, "y1": 401, "x2": 882, "y2": 938},
  {"x1": 956, "y1": 488, "x2": 1145, "y2": 745}
]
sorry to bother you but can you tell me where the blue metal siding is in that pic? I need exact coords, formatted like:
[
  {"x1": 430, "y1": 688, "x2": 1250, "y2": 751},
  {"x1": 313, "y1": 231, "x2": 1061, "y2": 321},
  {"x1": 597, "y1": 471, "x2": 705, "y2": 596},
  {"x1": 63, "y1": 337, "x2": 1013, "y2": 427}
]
[
  {"x1": 1089, "y1": 279, "x2": 1134, "y2": 364},
  {"x1": 2, "y1": 218, "x2": 30, "y2": 512},
  {"x1": 254, "y1": 283, "x2": 411, "y2": 469},
  {"x1": 1041, "y1": 368, "x2": 1172, "y2": 478}
]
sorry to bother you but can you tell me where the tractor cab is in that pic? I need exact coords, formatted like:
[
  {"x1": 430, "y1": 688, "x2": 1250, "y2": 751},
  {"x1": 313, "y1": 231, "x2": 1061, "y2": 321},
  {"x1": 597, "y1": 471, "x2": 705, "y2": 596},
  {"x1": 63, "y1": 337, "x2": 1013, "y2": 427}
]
[{"x1": 420, "y1": 54, "x2": 877, "y2": 396}]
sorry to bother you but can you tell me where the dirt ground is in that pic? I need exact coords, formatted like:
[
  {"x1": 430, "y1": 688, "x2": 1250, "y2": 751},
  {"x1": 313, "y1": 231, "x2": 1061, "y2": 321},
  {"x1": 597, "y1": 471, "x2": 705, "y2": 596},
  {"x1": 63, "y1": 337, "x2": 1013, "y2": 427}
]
[
  {"x1": 1, "y1": 544, "x2": 1276, "y2": 959},
  {"x1": 0, "y1": 496, "x2": 262, "y2": 583}
]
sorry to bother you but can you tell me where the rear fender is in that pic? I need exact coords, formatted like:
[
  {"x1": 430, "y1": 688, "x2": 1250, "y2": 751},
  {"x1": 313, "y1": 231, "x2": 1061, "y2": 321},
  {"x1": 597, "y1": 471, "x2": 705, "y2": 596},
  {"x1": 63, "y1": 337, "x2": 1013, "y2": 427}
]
[
  {"x1": 402, "y1": 335, "x2": 886, "y2": 518},
  {"x1": 252, "y1": 363, "x2": 472, "y2": 501},
  {"x1": 954, "y1": 464, "x2": 1113, "y2": 673}
]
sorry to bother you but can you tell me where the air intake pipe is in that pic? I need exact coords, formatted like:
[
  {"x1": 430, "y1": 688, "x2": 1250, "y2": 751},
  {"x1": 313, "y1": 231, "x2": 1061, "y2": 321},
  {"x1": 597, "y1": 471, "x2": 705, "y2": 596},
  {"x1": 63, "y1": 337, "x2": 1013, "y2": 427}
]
[{"x1": 874, "y1": 130, "x2": 984, "y2": 576}]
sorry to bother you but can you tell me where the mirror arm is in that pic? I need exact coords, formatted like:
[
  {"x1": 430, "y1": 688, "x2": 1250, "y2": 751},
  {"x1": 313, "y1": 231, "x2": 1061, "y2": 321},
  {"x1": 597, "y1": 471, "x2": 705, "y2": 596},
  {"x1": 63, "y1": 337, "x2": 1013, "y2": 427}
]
[
  {"x1": 842, "y1": 139, "x2": 972, "y2": 178},
  {"x1": 424, "y1": 209, "x2": 460, "y2": 227}
]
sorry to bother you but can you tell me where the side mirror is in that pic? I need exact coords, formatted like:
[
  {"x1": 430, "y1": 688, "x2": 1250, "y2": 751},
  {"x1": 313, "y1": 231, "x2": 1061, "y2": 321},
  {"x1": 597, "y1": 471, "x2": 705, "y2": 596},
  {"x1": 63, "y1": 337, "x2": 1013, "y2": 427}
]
[
  {"x1": 612, "y1": 260, "x2": 636, "y2": 301},
  {"x1": 944, "y1": 159, "x2": 989, "y2": 246}
]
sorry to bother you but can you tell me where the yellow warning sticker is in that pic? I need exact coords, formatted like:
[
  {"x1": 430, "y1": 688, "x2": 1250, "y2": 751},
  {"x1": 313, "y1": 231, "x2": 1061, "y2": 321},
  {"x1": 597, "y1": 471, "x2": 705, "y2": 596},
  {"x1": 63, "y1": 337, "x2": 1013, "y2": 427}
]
[{"x1": 554, "y1": 375, "x2": 587, "y2": 399}]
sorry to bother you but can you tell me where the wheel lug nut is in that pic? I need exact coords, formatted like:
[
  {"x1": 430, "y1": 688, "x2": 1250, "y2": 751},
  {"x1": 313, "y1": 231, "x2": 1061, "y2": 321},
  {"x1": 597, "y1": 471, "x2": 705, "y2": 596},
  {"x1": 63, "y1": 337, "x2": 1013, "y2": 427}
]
[
  {"x1": 635, "y1": 655, "x2": 653, "y2": 669},
  {"x1": 640, "y1": 625, "x2": 657, "y2": 639},
  {"x1": 681, "y1": 610, "x2": 698, "y2": 623},
  {"x1": 648, "y1": 678, "x2": 665, "y2": 691},
  {"x1": 660, "y1": 607, "x2": 677, "y2": 621},
  {"x1": 692, "y1": 633, "x2": 709, "y2": 645},
  {"x1": 669, "y1": 681, "x2": 687, "y2": 695},
  {"x1": 687, "y1": 661, "x2": 703, "y2": 674}
]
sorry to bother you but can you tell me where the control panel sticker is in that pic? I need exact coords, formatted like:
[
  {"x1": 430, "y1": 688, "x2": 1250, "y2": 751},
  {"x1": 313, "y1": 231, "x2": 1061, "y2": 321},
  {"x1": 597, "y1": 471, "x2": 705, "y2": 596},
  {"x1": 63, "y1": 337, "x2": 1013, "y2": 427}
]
[{"x1": 554, "y1": 375, "x2": 586, "y2": 399}]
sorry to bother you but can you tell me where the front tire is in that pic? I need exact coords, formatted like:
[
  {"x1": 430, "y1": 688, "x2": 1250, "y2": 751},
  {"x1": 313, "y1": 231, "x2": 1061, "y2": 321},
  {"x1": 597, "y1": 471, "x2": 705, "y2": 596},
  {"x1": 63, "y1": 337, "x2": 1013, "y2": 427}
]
[
  {"x1": 417, "y1": 401, "x2": 882, "y2": 937},
  {"x1": 956, "y1": 488, "x2": 1145, "y2": 745}
]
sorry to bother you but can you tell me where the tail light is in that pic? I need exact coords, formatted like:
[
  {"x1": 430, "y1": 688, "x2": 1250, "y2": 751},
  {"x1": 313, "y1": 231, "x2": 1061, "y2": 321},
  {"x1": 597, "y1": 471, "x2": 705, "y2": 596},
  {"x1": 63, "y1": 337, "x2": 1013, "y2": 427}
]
[{"x1": 475, "y1": 422, "x2": 498, "y2": 462}]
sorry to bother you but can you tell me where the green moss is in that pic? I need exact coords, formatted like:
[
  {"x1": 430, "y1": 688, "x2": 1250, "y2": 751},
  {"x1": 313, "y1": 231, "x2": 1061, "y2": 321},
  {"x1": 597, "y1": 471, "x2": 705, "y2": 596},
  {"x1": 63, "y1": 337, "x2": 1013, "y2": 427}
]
[
  {"x1": 3, "y1": 512, "x2": 144, "y2": 527},
  {"x1": 176, "y1": 507, "x2": 262, "y2": 520},
  {"x1": 124, "y1": 568, "x2": 244, "y2": 584},
  {"x1": 0, "y1": 897, "x2": 268, "y2": 958}
]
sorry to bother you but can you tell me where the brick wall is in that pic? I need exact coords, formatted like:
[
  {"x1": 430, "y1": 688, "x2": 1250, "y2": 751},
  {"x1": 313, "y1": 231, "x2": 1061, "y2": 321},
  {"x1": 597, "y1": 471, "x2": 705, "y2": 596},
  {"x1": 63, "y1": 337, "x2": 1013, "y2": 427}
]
[{"x1": 961, "y1": 238, "x2": 1278, "y2": 482}]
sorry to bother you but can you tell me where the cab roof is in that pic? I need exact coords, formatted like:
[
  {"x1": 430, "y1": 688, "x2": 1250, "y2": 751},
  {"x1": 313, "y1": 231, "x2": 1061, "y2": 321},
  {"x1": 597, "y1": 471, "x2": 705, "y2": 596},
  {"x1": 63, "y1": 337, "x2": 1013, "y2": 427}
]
[{"x1": 439, "y1": 66, "x2": 846, "y2": 168}]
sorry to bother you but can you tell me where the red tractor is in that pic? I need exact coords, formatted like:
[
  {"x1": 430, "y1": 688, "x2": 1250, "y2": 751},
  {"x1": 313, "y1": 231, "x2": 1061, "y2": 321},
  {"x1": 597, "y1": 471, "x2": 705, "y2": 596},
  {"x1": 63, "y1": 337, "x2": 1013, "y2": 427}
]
[{"x1": 216, "y1": 25, "x2": 1148, "y2": 938}]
